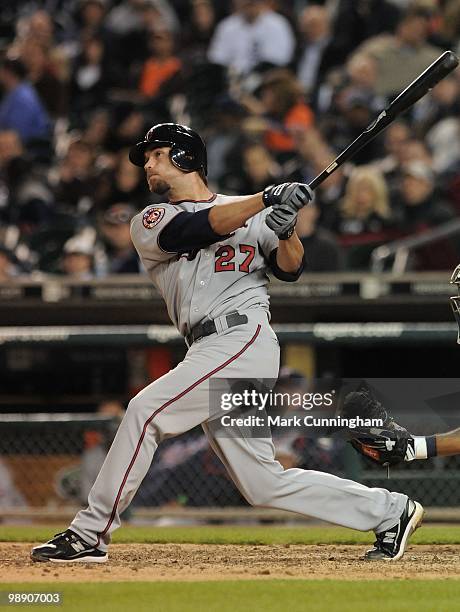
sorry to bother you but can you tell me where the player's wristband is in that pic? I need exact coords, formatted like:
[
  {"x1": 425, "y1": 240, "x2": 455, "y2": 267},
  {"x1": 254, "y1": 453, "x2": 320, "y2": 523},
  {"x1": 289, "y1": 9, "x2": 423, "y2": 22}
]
[
  {"x1": 278, "y1": 226, "x2": 295, "y2": 240},
  {"x1": 412, "y1": 435, "x2": 437, "y2": 459},
  {"x1": 426, "y1": 435, "x2": 437, "y2": 458},
  {"x1": 262, "y1": 185, "x2": 277, "y2": 208}
]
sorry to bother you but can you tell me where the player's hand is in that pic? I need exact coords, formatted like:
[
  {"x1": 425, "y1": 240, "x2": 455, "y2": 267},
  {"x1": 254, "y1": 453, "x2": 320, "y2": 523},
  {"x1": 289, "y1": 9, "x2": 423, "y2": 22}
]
[
  {"x1": 262, "y1": 182, "x2": 313, "y2": 210},
  {"x1": 265, "y1": 206, "x2": 298, "y2": 240}
]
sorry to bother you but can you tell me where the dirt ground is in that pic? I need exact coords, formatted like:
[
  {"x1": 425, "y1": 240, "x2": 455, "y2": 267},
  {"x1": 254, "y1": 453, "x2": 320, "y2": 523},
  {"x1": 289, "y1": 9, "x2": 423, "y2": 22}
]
[{"x1": 1, "y1": 543, "x2": 460, "y2": 582}]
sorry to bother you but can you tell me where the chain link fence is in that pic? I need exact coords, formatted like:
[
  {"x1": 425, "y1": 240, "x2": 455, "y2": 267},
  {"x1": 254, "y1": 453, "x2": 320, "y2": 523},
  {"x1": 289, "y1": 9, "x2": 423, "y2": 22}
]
[{"x1": 1, "y1": 413, "x2": 459, "y2": 518}]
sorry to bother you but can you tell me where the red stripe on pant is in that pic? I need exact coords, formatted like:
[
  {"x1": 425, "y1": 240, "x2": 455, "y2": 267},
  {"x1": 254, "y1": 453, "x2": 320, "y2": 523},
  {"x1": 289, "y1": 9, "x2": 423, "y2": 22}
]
[{"x1": 95, "y1": 324, "x2": 262, "y2": 547}]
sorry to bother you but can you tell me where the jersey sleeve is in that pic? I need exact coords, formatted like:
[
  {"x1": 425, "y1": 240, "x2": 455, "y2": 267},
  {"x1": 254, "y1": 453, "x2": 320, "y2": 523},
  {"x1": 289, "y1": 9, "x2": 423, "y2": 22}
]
[
  {"x1": 159, "y1": 208, "x2": 230, "y2": 253},
  {"x1": 130, "y1": 205, "x2": 181, "y2": 267}
]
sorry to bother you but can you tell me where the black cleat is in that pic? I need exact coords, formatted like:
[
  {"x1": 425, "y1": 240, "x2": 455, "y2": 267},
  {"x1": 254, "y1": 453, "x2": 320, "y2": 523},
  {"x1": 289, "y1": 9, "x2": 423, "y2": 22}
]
[
  {"x1": 31, "y1": 529, "x2": 107, "y2": 563},
  {"x1": 364, "y1": 499, "x2": 424, "y2": 561}
]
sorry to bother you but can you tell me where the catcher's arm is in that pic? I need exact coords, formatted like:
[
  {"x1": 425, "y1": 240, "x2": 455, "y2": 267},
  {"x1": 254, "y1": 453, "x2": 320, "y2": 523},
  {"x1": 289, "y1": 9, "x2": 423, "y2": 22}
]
[{"x1": 431, "y1": 427, "x2": 460, "y2": 456}]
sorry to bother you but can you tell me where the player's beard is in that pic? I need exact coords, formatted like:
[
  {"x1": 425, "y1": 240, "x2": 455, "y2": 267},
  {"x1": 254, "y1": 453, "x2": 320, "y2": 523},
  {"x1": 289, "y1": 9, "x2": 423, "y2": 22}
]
[{"x1": 149, "y1": 177, "x2": 171, "y2": 195}]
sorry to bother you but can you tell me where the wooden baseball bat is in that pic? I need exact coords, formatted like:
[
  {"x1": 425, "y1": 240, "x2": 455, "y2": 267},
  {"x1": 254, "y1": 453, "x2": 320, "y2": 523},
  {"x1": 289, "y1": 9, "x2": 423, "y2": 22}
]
[{"x1": 307, "y1": 50, "x2": 459, "y2": 191}]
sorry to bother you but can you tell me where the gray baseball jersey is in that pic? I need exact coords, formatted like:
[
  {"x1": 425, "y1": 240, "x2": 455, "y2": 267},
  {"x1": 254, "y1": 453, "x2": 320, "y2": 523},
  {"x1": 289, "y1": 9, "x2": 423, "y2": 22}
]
[
  {"x1": 129, "y1": 194, "x2": 278, "y2": 335},
  {"x1": 69, "y1": 194, "x2": 408, "y2": 554}
]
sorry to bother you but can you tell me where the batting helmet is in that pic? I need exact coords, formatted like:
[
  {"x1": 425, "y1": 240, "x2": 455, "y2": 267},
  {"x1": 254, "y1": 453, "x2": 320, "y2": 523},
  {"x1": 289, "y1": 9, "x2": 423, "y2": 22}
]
[
  {"x1": 450, "y1": 264, "x2": 460, "y2": 344},
  {"x1": 129, "y1": 123, "x2": 207, "y2": 175}
]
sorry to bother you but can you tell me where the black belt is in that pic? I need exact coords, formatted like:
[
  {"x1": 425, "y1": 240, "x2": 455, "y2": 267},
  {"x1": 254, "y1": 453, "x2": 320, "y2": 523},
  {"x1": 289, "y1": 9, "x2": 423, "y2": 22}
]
[{"x1": 186, "y1": 312, "x2": 248, "y2": 346}]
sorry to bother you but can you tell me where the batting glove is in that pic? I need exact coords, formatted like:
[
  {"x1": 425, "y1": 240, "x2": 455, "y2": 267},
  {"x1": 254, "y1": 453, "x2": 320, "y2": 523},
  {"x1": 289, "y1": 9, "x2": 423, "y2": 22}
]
[
  {"x1": 262, "y1": 182, "x2": 313, "y2": 210},
  {"x1": 265, "y1": 206, "x2": 297, "y2": 240}
]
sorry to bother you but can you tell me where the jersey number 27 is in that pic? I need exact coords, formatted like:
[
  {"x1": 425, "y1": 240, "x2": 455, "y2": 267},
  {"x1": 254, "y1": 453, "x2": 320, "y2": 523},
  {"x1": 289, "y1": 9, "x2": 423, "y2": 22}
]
[{"x1": 215, "y1": 244, "x2": 256, "y2": 273}]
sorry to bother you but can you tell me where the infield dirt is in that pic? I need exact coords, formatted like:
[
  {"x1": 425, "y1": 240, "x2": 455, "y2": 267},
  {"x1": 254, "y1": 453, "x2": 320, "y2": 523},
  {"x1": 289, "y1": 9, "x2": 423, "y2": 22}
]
[{"x1": 1, "y1": 543, "x2": 459, "y2": 582}]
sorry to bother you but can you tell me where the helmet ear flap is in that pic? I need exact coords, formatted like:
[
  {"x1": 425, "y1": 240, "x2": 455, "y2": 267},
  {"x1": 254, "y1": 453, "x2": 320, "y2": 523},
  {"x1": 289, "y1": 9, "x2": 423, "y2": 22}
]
[{"x1": 169, "y1": 146, "x2": 197, "y2": 172}]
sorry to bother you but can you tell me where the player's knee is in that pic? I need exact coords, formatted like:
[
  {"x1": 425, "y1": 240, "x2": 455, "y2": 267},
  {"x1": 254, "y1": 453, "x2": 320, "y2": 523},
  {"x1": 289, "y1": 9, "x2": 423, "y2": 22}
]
[
  {"x1": 126, "y1": 395, "x2": 144, "y2": 418},
  {"x1": 125, "y1": 395, "x2": 159, "y2": 429},
  {"x1": 244, "y1": 484, "x2": 276, "y2": 508}
]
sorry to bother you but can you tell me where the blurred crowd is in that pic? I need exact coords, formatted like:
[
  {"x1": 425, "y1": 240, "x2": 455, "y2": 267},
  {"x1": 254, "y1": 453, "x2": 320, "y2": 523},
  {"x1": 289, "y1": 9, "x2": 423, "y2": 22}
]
[{"x1": 1, "y1": 0, "x2": 460, "y2": 277}]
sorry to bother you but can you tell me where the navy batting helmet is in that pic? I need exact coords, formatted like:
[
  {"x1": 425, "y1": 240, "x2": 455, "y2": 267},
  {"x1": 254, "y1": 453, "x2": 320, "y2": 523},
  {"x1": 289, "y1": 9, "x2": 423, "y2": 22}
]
[
  {"x1": 450, "y1": 264, "x2": 460, "y2": 344},
  {"x1": 129, "y1": 123, "x2": 207, "y2": 175}
]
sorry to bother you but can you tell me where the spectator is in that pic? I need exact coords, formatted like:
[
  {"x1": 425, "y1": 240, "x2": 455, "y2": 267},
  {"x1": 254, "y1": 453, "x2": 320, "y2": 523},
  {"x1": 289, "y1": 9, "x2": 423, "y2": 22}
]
[
  {"x1": 18, "y1": 37, "x2": 67, "y2": 118},
  {"x1": 345, "y1": 53, "x2": 379, "y2": 94},
  {"x1": 281, "y1": 128, "x2": 347, "y2": 219},
  {"x1": 399, "y1": 138, "x2": 432, "y2": 167},
  {"x1": 13, "y1": 10, "x2": 70, "y2": 82},
  {"x1": 335, "y1": 165, "x2": 397, "y2": 268},
  {"x1": 51, "y1": 137, "x2": 98, "y2": 214},
  {"x1": 392, "y1": 136, "x2": 434, "y2": 192},
  {"x1": 373, "y1": 124, "x2": 434, "y2": 195},
  {"x1": 427, "y1": 117, "x2": 460, "y2": 176},
  {"x1": 323, "y1": 88, "x2": 384, "y2": 164},
  {"x1": 338, "y1": 166, "x2": 393, "y2": 233},
  {"x1": 208, "y1": 0, "x2": 295, "y2": 75},
  {"x1": 139, "y1": 29, "x2": 182, "y2": 99},
  {"x1": 0, "y1": 58, "x2": 51, "y2": 144},
  {"x1": 106, "y1": 0, "x2": 178, "y2": 36},
  {"x1": 75, "y1": 0, "x2": 110, "y2": 40},
  {"x1": 0, "y1": 1, "x2": 457, "y2": 276},
  {"x1": 361, "y1": 8, "x2": 442, "y2": 98},
  {"x1": 205, "y1": 96, "x2": 248, "y2": 185},
  {"x1": 316, "y1": 51, "x2": 383, "y2": 119},
  {"x1": 440, "y1": 0, "x2": 460, "y2": 48},
  {"x1": 371, "y1": 120, "x2": 412, "y2": 177},
  {"x1": 69, "y1": 35, "x2": 109, "y2": 118},
  {"x1": 104, "y1": 102, "x2": 146, "y2": 153},
  {"x1": 296, "y1": 203, "x2": 343, "y2": 272},
  {"x1": 181, "y1": 0, "x2": 218, "y2": 59},
  {"x1": 296, "y1": 5, "x2": 346, "y2": 99},
  {"x1": 95, "y1": 147, "x2": 147, "y2": 211},
  {"x1": 0, "y1": 129, "x2": 52, "y2": 229},
  {"x1": 61, "y1": 230, "x2": 96, "y2": 279},
  {"x1": 332, "y1": 0, "x2": 401, "y2": 56},
  {"x1": 221, "y1": 142, "x2": 281, "y2": 194},
  {"x1": 0, "y1": 246, "x2": 19, "y2": 280},
  {"x1": 0, "y1": 129, "x2": 24, "y2": 224},
  {"x1": 413, "y1": 75, "x2": 460, "y2": 136},
  {"x1": 394, "y1": 161, "x2": 458, "y2": 269},
  {"x1": 394, "y1": 161, "x2": 454, "y2": 231},
  {"x1": 96, "y1": 203, "x2": 141, "y2": 274},
  {"x1": 105, "y1": 0, "x2": 178, "y2": 74},
  {"x1": 81, "y1": 108, "x2": 111, "y2": 152},
  {"x1": 250, "y1": 69, "x2": 314, "y2": 161}
]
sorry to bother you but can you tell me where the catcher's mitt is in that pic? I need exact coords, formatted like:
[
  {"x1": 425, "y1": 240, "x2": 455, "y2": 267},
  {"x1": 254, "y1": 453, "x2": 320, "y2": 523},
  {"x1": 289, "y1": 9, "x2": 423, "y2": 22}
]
[{"x1": 340, "y1": 386, "x2": 413, "y2": 466}]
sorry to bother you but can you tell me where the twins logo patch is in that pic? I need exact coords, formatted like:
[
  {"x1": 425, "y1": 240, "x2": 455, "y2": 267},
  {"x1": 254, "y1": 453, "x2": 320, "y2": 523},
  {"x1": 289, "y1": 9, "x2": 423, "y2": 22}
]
[{"x1": 143, "y1": 207, "x2": 165, "y2": 229}]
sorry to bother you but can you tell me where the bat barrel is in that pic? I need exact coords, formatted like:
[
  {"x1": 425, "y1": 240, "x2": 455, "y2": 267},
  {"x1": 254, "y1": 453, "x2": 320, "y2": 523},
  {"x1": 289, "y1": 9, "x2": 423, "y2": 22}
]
[
  {"x1": 439, "y1": 50, "x2": 460, "y2": 73},
  {"x1": 307, "y1": 50, "x2": 459, "y2": 192},
  {"x1": 389, "y1": 51, "x2": 459, "y2": 117}
]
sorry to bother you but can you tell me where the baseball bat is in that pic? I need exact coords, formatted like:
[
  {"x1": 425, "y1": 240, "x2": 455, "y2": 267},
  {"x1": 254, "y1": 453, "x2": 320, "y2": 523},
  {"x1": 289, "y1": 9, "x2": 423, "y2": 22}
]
[{"x1": 307, "y1": 50, "x2": 459, "y2": 191}]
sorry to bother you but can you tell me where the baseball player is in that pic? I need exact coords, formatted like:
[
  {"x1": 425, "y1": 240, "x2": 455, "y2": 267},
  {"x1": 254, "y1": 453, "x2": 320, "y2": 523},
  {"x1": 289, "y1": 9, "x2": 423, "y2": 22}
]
[{"x1": 31, "y1": 123, "x2": 423, "y2": 564}]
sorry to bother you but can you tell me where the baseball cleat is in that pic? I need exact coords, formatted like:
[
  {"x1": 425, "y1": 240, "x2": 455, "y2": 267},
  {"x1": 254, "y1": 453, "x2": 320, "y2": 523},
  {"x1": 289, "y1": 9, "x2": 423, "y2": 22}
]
[
  {"x1": 364, "y1": 499, "x2": 425, "y2": 561},
  {"x1": 31, "y1": 529, "x2": 107, "y2": 563}
]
